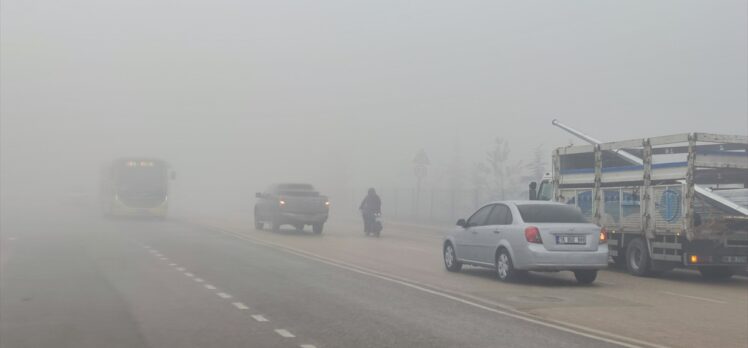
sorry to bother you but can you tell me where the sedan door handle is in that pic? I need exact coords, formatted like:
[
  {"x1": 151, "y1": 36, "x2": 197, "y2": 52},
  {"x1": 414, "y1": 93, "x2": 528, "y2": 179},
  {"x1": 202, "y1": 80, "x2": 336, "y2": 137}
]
[{"x1": 493, "y1": 230, "x2": 502, "y2": 234}]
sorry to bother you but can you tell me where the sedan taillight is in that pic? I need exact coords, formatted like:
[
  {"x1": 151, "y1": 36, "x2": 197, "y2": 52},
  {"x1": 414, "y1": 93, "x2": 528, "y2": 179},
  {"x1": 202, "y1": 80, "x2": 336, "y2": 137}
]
[{"x1": 524, "y1": 226, "x2": 542, "y2": 244}]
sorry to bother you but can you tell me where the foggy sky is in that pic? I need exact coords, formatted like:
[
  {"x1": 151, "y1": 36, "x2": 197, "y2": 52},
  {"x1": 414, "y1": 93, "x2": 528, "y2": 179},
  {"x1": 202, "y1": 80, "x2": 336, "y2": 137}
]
[{"x1": 2, "y1": 0, "x2": 747, "y2": 212}]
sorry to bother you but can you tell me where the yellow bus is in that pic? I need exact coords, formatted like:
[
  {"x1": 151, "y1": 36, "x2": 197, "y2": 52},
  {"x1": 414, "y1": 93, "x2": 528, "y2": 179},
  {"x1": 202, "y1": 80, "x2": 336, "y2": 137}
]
[{"x1": 100, "y1": 158, "x2": 175, "y2": 218}]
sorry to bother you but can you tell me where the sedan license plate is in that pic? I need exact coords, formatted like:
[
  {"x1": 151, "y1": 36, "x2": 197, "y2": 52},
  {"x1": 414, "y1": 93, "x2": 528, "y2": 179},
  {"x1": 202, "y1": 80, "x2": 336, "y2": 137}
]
[
  {"x1": 721, "y1": 256, "x2": 748, "y2": 264},
  {"x1": 556, "y1": 235, "x2": 586, "y2": 245}
]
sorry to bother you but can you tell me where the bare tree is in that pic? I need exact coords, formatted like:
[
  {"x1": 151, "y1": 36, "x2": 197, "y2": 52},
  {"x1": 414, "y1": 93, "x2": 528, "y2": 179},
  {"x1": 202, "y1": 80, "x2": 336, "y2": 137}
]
[
  {"x1": 472, "y1": 137, "x2": 526, "y2": 201},
  {"x1": 523, "y1": 144, "x2": 546, "y2": 182}
]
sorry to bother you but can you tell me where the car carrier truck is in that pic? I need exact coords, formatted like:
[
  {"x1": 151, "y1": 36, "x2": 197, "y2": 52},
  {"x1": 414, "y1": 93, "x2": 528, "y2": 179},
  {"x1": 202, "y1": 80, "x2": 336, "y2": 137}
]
[{"x1": 529, "y1": 120, "x2": 748, "y2": 279}]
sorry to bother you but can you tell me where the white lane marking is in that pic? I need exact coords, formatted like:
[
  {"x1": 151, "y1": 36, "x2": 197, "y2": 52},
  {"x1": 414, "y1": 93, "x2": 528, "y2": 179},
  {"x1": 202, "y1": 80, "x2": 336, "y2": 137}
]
[
  {"x1": 169, "y1": 263, "x2": 178, "y2": 266},
  {"x1": 204, "y1": 284, "x2": 217, "y2": 290},
  {"x1": 160, "y1": 257, "x2": 168, "y2": 260},
  {"x1": 275, "y1": 329, "x2": 295, "y2": 338},
  {"x1": 176, "y1": 267, "x2": 186, "y2": 272},
  {"x1": 232, "y1": 302, "x2": 249, "y2": 310},
  {"x1": 194, "y1": 278, "x2": 205, "y2": 283},
  {"x1": 251, "y1": 315, "x2": 269, "y2": 322},
  {"x1": 300, "y1": 345, "x2": 316, "y2": 348},
  {"x1": 659, "y1": 291, "x2": 727, "y2": 304},
  {"x1": 216, "y1": 228, "x2": 665, "y2": 348},
  {"x1": 216, "y1": 292, "x2": 232, "y2": 299},
  {"x1": 184, "y1": 272, "x2": 194, "y2": 278}
]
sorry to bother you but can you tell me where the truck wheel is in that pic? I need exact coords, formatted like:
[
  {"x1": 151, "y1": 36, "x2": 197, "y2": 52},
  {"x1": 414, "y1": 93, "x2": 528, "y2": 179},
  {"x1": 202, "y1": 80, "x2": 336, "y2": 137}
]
[
  {"x1": 271, "y1": 218, "x2": 281, "y2": 232},
  {"x1": 573, "y1": 270, "x2": 598, "y2": 284},
  {"x1": 312, "y1": 223, "x2": 324, "y2": 234},
  {"x1": 626, "y1": 238, "x2": 653, "y2": 276},
  {"x1": 254, "y1": 216, "x2": 263, "y2": 230},
  {"x1": 443, "y1": 243, "x2": 462, "y2": 272},
  {"x1": 294, "y1": 224, "x2": 304, "y2": 232},
  {"x1": 699, "y1": 266, "x2": 734, "y2": 280}
]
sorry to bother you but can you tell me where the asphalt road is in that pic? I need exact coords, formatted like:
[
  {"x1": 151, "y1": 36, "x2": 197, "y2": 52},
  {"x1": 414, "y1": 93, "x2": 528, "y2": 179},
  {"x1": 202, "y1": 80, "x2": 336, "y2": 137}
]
[
  {"x1": 2, "y1": 206, "x2": 623, "y2": 348},
  {"x1": 1, "y1": 205, "x2": 747, "y2": 348}
]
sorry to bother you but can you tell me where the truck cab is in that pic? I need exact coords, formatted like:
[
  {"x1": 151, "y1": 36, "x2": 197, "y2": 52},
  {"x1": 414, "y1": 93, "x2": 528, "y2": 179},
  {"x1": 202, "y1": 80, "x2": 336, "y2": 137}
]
[{"x1": 529, "y1": 173, "x2": 554, "y2": 202}]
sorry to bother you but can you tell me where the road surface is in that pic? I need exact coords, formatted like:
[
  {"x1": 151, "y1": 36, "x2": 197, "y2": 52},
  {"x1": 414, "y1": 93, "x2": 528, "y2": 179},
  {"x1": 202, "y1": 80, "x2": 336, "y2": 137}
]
[{"x1": 1, "y1": 205, "x2": 746, "y2": 348}]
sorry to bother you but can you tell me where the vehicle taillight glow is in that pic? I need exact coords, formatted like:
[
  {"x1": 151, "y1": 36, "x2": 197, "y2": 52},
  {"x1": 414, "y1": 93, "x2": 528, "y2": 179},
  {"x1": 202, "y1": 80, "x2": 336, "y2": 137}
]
[
  {"x1": 524, "y1": 226, "x2": 542, "y2": 244},
  {"x1": 325, "y1": 201, "x2": 330, "y2": 206},
  {"x1": 689, "y1": 255, "x2": 699, "y2": 264},
  {"x1": 599, "y1": 228, "x2": 608, "y2": 244},
  {"x1": 279, "y1": 200, "x2": 286, "y2": 206}
]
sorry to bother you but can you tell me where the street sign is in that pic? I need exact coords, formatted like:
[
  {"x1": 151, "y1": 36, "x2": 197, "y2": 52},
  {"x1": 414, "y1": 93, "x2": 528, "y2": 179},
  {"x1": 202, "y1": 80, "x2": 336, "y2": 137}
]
[{"x1": 413, "y1": 149, "x2": 430, "y2": 166}]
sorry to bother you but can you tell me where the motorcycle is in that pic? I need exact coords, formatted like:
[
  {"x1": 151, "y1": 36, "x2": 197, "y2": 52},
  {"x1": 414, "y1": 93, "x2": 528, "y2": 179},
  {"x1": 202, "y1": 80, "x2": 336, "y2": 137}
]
[{"x1": 364, "y1": 212, "x2": 383, "y2": 237}]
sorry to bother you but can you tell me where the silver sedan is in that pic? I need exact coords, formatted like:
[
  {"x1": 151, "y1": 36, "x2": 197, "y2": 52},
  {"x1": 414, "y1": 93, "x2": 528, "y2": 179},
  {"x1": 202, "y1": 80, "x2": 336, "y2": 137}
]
[{"x1": 443, "y1": 201, "x2": 608, "y2": 284}]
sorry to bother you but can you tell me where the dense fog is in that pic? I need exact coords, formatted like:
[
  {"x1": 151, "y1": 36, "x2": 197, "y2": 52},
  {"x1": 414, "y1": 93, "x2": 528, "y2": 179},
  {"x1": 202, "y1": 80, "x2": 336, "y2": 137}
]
[{"x1": 2, "y1": 0, "x2": 746, "y2": 217}]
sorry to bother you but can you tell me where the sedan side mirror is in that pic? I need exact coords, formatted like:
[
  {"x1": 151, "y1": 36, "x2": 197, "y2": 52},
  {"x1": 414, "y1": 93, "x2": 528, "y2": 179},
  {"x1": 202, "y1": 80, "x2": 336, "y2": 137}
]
[{"x1": 456, "y1": 219, "x2": 467, "y2": 228}]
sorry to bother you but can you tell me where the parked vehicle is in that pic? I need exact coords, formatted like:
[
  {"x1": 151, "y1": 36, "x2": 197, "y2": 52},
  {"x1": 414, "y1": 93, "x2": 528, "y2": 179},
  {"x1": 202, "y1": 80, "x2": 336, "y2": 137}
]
[
  {"x1": 529, "y1": 120, "x2": 748, "y2": 279},
  {"x1": 254, "y1": 183, "x2": 330, "y2": 234},
  {"x1": 443, "y1": 201, "x2": 608, "y2": 284}
]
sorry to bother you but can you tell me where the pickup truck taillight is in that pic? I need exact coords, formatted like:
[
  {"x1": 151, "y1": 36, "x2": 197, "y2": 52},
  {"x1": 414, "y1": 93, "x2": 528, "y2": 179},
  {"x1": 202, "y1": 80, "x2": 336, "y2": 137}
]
[{"x1": 599, "y1": 228, "x2": 608, "y2": 244}]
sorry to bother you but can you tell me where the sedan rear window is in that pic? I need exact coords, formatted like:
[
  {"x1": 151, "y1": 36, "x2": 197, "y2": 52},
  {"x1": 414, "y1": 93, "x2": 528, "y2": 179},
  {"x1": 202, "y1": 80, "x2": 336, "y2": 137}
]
[{"x1": 517, "y1": 204, "x2": 588, "y2": 223}]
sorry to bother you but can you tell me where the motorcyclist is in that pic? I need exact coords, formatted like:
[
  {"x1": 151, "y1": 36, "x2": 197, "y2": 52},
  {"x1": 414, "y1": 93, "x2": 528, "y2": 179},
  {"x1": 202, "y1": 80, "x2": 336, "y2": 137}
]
[{"x1": 359, "y1": 188, "x2": 381, "y2": 234}]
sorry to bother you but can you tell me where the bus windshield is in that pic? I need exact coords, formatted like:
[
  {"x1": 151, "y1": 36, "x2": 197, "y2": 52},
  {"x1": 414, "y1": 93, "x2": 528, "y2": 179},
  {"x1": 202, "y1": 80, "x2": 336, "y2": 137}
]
[{"x1": 117, "y1": 166, "x2": 166, "y2": 192}]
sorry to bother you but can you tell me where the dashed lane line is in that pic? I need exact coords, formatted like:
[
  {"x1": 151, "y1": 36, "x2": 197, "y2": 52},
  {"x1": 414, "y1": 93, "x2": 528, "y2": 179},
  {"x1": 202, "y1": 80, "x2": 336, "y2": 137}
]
[
  {"x1": 232, "y1": 302, "x2": 249, "y2": 310},
  {"x1": 275, "y1": 329, "x2": 295, "y2": 338},
  {"x1": 251, "y1": 315, "x2": 269, "y2": 322},
  {"x1": 141, "y1": 240, "x2": 316, "y2": 347}
]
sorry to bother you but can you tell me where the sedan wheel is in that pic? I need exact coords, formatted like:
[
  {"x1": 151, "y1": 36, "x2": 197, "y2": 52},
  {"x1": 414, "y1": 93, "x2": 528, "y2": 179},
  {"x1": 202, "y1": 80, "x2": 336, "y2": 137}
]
[
  {"x1": 573, "y1": 270, "x2": 598, "y2": 284},
  {"x1": 443, "y1": 244, "x2": 462, "y2": 272},
  {"x1": 496, "y1": 249, "x2": 519, "y2": 282}
]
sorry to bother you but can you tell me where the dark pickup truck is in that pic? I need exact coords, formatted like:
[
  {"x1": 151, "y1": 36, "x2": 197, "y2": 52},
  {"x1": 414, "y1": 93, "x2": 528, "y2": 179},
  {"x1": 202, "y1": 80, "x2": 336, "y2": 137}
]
[{"x1": 254, "y1": 183, "x2": 330, "y2": 234}]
